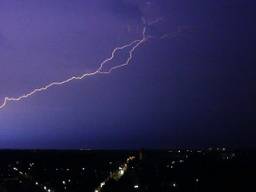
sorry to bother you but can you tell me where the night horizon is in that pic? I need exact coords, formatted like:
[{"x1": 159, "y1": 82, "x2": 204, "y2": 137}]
[
  {"x1": 0, "y1": 0, "x2": 256, "y2": 150},
  {"x1": 1, "y1": 1, "x2": 256, "y2": 192}
]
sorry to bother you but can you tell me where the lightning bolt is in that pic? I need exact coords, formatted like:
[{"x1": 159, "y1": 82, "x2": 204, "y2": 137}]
[{"x1": 0, "y1": 27, "x2": 147, "y2": 110}]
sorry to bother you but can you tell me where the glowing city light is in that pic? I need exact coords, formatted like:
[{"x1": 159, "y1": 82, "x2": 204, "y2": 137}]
[{"x1": 100, "y1": 182, "x2": 105, "y2": 188}]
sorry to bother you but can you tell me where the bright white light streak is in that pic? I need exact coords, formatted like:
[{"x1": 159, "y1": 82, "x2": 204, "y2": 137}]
[{"x1": 0, "y1": 27, "x2": 147, "y2": 110}]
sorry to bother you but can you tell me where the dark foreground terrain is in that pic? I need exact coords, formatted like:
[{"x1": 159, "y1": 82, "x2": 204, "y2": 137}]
[{"x1": 0, "y1": 148, "x2": 255, "y2": 192}]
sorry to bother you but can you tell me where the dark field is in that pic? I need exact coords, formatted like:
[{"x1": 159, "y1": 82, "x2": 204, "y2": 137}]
[{"x1": 0, "y1": 149, "x2": 255, "y2": 192}]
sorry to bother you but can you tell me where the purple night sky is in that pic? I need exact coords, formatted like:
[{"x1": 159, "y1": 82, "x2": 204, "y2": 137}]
[{"x1": 0, "y1": 0, "x2": 255, "y2": 149}]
